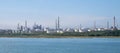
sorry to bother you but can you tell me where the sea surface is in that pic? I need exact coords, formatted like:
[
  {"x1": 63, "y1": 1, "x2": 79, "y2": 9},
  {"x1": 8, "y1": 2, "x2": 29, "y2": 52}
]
[{"x1": 0, "y1": 38, "x2": 120, "y2": 53}]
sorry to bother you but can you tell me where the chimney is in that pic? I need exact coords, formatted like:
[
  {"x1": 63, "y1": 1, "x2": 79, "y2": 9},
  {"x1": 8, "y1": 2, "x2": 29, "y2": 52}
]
[
  {"x1": 55, "y1": 19, "x2": 58, "y2": 30},
  {"x1": 107, "y1": 21, "x2": 109, "y2": 29},
  {"x1": 113, "y1": 16, "x2": 115, "y2": 29},
  {"x1": 58, "y1": 16, "x2": 60, "y2": 30},
  {"x1": 94, "y1": 21, "x2": 96, "y2": 29},
  {"x1": 25, "y1": 20, "x2": 27, "y2": 28}
]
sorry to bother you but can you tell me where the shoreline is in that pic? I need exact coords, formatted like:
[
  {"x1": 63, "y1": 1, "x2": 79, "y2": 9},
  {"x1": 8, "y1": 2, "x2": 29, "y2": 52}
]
[{"x1": 0, "y1": 36, "x2": 120, "y2": 38}]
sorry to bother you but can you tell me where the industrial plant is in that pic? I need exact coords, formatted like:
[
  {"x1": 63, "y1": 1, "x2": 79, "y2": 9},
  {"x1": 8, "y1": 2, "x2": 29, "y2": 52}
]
[{"x1": 0, "y1": 16, "x2": 120, "y2": 36}]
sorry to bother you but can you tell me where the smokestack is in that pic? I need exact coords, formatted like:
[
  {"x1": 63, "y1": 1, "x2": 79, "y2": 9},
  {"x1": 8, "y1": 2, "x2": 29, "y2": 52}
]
[
  {"x1": 80, "y1": 24, "x2": 82, "y2": 29},
  {"x1": 25, "y1": 20, "x2": 27, "y2": 28},
  {"x1": 55, "y1": 19, "x2": 58, "y2": 30},
  {"x1": 107, "y1": 21, "x2": 109, "y2": 29},
  {"x1": 94, "y1": 21, "x2": 96, "y2": 29},
  {"x1": 113, "y1": 16, "x2": 116, "y2": 28},
  {"x1": 17, "y1": 23, "x2": 20, "y2": 30},
  {"x1": 58, "y1": 16, "x2": 60, "y2": 30}
]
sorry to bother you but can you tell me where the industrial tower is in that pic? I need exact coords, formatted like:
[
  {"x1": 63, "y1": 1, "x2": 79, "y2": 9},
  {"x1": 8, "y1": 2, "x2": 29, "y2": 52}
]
[
  {"x1": 55, "y1": 16, "x2": 60, "y2": 30},
  {"x1": 113, "y1": 16, "x2": 117, "y2": 30}
]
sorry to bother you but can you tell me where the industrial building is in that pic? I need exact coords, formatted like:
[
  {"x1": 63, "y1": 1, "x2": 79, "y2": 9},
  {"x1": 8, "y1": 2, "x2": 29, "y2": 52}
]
[{"x1": 0, "y1": 16, "x2": 119, "y2": 35}]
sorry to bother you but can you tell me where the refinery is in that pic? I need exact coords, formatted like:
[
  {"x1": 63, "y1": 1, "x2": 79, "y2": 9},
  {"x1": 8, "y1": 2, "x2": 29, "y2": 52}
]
[{"x1": 0, "y1": 16, "x2": 120, "y2": 36}]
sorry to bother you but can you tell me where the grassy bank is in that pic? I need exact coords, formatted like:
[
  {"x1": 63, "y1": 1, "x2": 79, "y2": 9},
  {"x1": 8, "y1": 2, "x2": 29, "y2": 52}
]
[
  {"x1": 0, "y1": 35, "x2": 120, "y2": 38},
  {"x1": 0, "y1": 30, "x2": 120, "y2": 38}
]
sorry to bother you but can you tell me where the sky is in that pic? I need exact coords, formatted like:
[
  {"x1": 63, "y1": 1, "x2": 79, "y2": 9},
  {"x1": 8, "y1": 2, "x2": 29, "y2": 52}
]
[{"x1": 0, "y1": 0, "x2": 120, "y2": 29}]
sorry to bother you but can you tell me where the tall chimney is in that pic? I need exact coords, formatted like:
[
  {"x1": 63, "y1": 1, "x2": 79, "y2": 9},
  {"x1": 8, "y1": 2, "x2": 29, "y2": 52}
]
[
  {"x1": 107, "y1": 21, "x2": 109, "y2": 29},
  {"x1": 17, "y1": 23, "x2": 20, "y2": 30},
  {"x1": 94, "y1": 21, "x2": 96, "y2": 29},
  {"x1": 80, "y1": 24, "x2": 82, "y2": 29},
  {"x1": 25, "y1": 20, "x2": 27, "y2": 28},
  {"x1": 58, "y1": 16, "x2": 60, "y2": 30},
  {"x1": 55, "y1": 19, "x2": 58, "y2": 30},
  {"x1": 113, "y1": 16, "x2": 115, "y2": 28}
]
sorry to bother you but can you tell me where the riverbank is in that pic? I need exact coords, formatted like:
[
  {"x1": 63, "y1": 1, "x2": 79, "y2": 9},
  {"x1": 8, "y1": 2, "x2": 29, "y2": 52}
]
[
  {"x1": 0, "y1": 35, "x2": 120, "y2": 38},
  {"x1": 0, "y1": 30, "x2": 120, "y2": 38}
]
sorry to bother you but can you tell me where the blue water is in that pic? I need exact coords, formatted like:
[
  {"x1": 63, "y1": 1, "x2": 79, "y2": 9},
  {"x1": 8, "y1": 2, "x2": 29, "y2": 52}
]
[{"x1": 0, "y1": 38, "x2": 120, "y2": 53}]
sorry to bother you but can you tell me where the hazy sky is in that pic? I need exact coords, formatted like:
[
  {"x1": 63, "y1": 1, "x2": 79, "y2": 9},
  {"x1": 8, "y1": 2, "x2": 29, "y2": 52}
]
[{"x1": 0, "y1": 0, "x2": 120, "y2": 29}]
